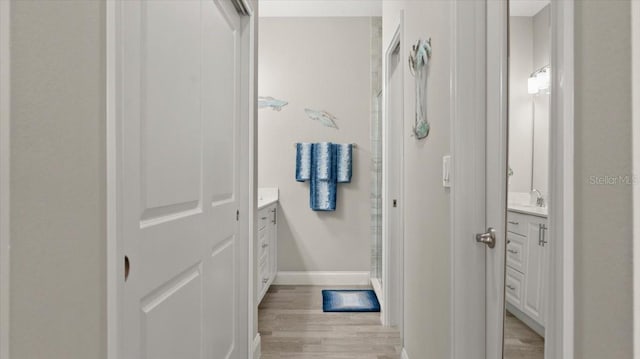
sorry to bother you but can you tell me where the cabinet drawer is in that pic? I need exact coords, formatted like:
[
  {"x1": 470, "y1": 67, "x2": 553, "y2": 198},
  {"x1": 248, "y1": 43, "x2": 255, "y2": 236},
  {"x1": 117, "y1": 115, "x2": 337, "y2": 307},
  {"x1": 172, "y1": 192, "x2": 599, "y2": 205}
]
[
  {"x1": 505, "y1": 267, "x2": 524, "y2": 309},
  {"x1": 259, "y1": 256, "x2": 270, "y2": 291},
  {"x1": 506, "y1": 232, "x2": 526, "y2": 273},
  {"x1": 258, "y1": 209, "x2": 269, "y2": 230},
  {"x1": 258, "y1": 228, "x2": 269, "y2": 262},
  {"x1": 507, "y1": 212, "x2": 527, "y2": 236}
]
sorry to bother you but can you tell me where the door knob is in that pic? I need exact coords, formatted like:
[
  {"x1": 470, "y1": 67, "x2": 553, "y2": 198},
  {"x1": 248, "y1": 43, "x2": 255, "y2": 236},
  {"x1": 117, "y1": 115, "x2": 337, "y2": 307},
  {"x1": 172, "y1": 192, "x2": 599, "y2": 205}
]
[{"x1": 475, "y1": 227, "x2": 496, "y2": 249}]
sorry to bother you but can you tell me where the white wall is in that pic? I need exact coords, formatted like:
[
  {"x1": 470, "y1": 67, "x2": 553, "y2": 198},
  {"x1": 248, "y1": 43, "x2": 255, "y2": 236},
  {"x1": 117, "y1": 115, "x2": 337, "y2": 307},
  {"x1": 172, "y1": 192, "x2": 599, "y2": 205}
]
[
  {"x1": 10, "y1": 1, "x2": 106, "y2": 358},
  {"x1": 575, "y1": 1, "x2": 633, "y2": 357},
  {"x1": 382, "y1": 2, "x2": 452, "y2": 358},
  {"x1": 509, "y1": 17, "x2": 534, "y2": 193},
  {"x1": 258, "y1": 17, "x2": 372, "y2": 272},
  {"x1": 532, "y1": 5, "x2": 550, "y2": 198}
]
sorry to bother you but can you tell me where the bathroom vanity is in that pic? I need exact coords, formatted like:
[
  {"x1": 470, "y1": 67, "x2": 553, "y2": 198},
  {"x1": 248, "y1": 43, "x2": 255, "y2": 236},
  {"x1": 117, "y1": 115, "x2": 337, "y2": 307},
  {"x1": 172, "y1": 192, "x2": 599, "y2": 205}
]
[
  {"x1": 257, "y1": 188, "x2": 278, "y2": 304},
  {"x1": 505, "y1": 204, "x2": 548, "y2": 336}
]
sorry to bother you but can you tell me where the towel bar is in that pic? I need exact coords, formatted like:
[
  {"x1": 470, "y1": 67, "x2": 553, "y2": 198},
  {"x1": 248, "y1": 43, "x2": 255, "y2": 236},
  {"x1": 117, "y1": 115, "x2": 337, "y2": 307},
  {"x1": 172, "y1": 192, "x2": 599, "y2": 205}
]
[{"x1": 293, "y1": 143, "x2": 357, "y2": 148}]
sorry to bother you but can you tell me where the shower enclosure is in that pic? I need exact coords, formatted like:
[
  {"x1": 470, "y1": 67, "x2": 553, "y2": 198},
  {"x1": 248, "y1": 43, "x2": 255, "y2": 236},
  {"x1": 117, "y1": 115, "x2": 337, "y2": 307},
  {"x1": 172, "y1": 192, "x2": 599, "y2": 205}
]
[{"x1": 370, "y1": 17, "x2": 383, "y2": 296}]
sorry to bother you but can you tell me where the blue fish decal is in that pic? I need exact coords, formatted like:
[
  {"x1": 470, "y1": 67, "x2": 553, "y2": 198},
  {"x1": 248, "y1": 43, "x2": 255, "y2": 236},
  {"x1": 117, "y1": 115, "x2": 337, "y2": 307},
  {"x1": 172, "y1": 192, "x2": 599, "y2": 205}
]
[
  {"x1": 259, "y1": 96, "x2": 288, "y2": 111},
  {"x1": 304, "y1": 108, "x2": 339, "y2": 129}
]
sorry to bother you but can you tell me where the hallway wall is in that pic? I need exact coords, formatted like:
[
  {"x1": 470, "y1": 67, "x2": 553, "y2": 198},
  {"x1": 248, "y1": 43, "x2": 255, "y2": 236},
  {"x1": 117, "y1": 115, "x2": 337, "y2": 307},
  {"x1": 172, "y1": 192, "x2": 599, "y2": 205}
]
[
  {"x1": 10, "y1": 1, "x2": 106, "y2": 358},
  {"x1": 382, "y1": 2, "x2": 452, "y2": 358},
  {"x1": 258, "y1": 17, "x2": 372, "y2": 272},
  {"x1": 574, "y1": 1, "x2": 633, "y2": 357}
]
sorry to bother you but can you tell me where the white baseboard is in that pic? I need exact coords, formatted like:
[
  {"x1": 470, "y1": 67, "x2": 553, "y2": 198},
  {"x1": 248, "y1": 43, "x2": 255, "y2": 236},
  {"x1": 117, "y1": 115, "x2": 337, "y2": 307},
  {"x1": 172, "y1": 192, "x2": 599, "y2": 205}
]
[
  {"x1": 401, "y1": 347, "x2": 409, "y2": 359},
  {"x1": 273, "y1": 271, "x2": 370, "y2": 286},
  {"x1": 252, "y1": 333, "x2": 261, "y2": 359}
]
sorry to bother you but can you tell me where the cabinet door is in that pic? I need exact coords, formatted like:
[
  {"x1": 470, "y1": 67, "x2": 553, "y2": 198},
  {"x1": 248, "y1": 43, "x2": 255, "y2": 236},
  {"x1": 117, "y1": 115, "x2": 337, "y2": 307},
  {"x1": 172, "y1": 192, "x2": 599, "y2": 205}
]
[
  {"x1": 269, "y1": 205, "x2": 278, "y2": 278},
  {"x1": 524, "y1": 219, "x2": 547, "y2": 325}
]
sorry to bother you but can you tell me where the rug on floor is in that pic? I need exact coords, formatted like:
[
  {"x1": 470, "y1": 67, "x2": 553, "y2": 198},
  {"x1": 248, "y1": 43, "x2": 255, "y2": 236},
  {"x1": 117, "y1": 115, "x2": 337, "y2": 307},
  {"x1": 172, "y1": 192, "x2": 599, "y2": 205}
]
[{"x1": 322, "y1": 289, "x2": 381, "y2": 312}]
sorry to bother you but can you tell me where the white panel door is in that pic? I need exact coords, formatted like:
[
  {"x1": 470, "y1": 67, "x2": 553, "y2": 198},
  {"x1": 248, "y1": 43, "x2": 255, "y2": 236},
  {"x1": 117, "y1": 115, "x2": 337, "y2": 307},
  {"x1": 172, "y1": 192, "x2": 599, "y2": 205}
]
[{"x1": 121, "y1": 1, "x2": 245, "y2": 358}]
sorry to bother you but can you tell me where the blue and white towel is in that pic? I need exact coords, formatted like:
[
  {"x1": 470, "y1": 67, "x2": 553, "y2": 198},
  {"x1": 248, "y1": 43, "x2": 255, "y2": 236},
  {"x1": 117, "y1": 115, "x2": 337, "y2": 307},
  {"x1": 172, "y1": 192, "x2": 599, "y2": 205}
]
[
  {"x1": 295, "y1": 143, "x2": 312, "y2": 182},
  {"x1": 335, "y1": 143, "x2": 353, "y2": 183},
  {"x1": 295, "y1": 142, "x2": 353, "y2": 211},
  {"x1": 310, "y1": 143, "x2": 336, "y2": 211}
]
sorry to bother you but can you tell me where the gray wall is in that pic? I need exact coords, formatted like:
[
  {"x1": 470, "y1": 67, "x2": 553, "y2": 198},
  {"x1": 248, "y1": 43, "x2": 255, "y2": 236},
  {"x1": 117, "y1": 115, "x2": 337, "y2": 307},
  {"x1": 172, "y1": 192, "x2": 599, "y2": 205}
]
[
  {"x1": 383, "y1": 1, "x2": 452, "y2": 357},
  {"x1": 574, "y1": 1, "x2": 633, "y2": 358},
  {"x1": 258, "y1": 17, "x2": 372, "y2": 272},
  {"x1": 10, "y1": 1, "x2": 106, "y2": 358}
]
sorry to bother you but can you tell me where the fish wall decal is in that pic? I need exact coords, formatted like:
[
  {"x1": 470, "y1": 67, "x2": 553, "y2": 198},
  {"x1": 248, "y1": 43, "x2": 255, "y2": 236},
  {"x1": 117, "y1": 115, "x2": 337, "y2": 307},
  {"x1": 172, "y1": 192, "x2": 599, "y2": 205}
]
[
  {"x1": 304, "y1": 108, "x2": 339, "y2": 129},
  {"x1": 258, "y1": 96, "x2": 288, "y2": 111}
]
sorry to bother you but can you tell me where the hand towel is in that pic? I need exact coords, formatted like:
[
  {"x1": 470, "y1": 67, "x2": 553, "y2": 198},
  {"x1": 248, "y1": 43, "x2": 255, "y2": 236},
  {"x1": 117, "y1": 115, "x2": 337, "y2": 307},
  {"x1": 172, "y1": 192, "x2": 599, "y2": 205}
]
[
  {"x1": 295, "y1": 143, "x2": 312, "y2": 182},
  {"x1": 310, "y1": 142, "x2": 337, "y2": 211},
  {"x1": 335, "y1": 143, "x2": 353, "y2": 183}
]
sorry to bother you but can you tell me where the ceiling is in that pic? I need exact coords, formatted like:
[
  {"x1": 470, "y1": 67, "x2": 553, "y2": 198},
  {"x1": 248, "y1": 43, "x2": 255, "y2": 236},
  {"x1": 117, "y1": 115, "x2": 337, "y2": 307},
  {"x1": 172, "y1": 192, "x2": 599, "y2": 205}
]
[
  {"x1": 510, "y1": 0, "x2": 550, "y2": 17},
  {"x1": 259, "y1": 0, "x2": 382, "y2": 18}
]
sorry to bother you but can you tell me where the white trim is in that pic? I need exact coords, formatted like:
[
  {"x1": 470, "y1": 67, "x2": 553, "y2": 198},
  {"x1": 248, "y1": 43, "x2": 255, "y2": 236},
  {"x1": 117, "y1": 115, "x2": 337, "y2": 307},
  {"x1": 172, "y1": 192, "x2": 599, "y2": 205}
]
[
  {"x1": 546, "y1": 1, "x2": 574, "y2": 358},
  {"x1": 243, "y1": 1, "x2": 258, "y2": 359},
  {"x1": 400, "y1": 347, "x2": 409, "y2": 359},
  {"x1": 449, "y1": 1, "x2": 487, "y2": 358},
  {"x1": 370, "y1": 277, "x2": 383, "y2": 306},
  {"x1": 273, "y1": 271, "x2": 371, "y2": 286},
  {"x1": 106, "y1": 1, "x2": 121, "y2": 358},
  {"x1": 0, "y1": 1, "x2": 10, "y2": 358},
  {"x1": 382, "y1": 12, "x2": 404, "y2": 335},
  {"x1": 633, "y1": 0, "x2": 640, "y2": 357},
  {"x1": 258, "y1": 0, "x2": 381, "y2": 18},
  {"x1": 252, "y1": 333, "x2": 261, "y2": 359}
]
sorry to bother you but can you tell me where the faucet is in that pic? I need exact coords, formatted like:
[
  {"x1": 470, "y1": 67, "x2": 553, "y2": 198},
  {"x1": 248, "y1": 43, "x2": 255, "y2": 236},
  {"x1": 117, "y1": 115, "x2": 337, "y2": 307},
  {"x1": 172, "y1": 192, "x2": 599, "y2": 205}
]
[{"x1": 531, "y1": 189, "x2": 545, "y2": 207}]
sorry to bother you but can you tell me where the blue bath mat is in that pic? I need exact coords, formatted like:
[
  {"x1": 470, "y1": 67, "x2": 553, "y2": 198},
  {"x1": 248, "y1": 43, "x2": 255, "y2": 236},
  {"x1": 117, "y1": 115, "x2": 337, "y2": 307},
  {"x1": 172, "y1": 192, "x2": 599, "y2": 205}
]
[{"x1": 322, "y1": 289, "x2": 380, "y2": 312}]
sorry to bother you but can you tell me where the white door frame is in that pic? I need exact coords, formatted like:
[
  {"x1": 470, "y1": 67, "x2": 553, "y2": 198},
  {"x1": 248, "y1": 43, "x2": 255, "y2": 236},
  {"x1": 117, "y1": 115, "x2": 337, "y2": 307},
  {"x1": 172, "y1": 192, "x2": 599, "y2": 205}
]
[
  {"x1": 450, "y1": 0, "x2": 575, "y2": 358},
  {"x1": 382, "y1": 11, "x2": 404, "y2": 333},
  {"x1": 105, "y1": 1, "x2": 256, "y2": 358},
  {"x1": 0, "y1": 1, "x2": 10, "y2": 358},
  {"x1": 632, "y1": 0, "x2": 640, "y2": 357},
  {"x1": 546, "y1": 1, "x2": 574, "y2": 358}
]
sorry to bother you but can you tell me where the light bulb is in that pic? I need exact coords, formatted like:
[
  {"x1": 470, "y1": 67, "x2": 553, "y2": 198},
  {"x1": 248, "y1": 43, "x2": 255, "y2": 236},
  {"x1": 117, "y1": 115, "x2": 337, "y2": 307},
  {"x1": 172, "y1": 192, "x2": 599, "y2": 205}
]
[
  {"x1": 538, "y1": 69, "x2": 550, "y2": 91},
  {"x1": 528, "y1": 76, "x2": 538, "y2": 94}
]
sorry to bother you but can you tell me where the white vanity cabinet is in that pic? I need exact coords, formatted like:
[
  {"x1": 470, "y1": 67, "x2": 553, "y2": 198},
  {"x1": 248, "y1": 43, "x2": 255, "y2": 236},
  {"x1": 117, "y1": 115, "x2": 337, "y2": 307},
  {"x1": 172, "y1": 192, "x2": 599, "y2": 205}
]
[
  {"x1": 506, "y1": 210, "x2": 549, "y2": 335},
  {"x1": 257, "y1": 203, "x2": 277, "y2": 304}
]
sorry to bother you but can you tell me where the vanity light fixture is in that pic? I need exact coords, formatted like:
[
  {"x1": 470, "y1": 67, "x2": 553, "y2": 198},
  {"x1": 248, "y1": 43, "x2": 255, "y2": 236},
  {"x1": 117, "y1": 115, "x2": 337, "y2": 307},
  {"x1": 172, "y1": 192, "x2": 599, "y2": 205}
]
[{"x1": 527, "y1": 65, "x2": 551, "y2": 95}]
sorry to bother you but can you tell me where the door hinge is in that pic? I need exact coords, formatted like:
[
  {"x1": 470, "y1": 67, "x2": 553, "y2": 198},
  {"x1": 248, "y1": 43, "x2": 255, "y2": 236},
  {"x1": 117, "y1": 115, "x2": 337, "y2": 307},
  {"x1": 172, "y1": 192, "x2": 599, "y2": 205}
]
[{"x1": 236, "y1": 210, "x2": 239, "y2": 221}]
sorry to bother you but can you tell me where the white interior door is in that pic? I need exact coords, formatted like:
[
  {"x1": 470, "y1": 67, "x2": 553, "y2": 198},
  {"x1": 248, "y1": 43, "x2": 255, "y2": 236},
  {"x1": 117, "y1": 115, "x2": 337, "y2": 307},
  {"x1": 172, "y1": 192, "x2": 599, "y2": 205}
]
[
  {"x1": 120, "y1": 1, "x2": 246, "y2": 358},
  {"x1": 485, "y1": 0, "x2": 509, "y2": 358}
]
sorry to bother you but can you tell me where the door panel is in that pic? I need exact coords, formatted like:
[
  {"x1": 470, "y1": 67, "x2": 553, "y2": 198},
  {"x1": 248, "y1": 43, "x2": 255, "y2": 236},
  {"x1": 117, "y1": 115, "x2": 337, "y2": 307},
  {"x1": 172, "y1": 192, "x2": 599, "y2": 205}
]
[
  {"x1": 524, "y1": 221, "x2": 544, "y2": 324},
  {"x1": 121, "y1": 1, "x2": 244, "y2": 358}
]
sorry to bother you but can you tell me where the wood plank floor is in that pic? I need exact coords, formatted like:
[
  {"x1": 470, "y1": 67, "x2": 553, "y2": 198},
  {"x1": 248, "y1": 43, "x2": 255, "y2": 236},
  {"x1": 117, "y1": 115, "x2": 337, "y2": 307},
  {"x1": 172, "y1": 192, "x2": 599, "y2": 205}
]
[
  {"x1": 503, "y1": 310, "x2": 544, "y2": 359},
  {"x1": 258, "y1": 285, "x2": 401, "y2": 359}
]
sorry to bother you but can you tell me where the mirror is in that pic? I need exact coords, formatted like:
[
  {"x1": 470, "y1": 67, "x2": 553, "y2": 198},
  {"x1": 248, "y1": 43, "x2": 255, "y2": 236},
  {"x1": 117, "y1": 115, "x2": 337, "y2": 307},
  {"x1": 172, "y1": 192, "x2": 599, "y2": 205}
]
[{"x1": 505, "y1": 1, "x2": 550, "y2": 358}]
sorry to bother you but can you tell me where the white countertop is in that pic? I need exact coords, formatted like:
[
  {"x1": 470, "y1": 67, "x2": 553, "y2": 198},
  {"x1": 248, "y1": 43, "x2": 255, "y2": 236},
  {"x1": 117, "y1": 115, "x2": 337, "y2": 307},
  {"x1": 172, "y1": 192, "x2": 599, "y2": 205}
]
[
  {"x1": 508, "y1": 203, "x2": 548, "y2": 218},
  {"x1": 508, "y1": 191, "x2": 548, "y2": 217},
  {"x1": 258, "y1": 187, "x2": 279, "y2": 209}
]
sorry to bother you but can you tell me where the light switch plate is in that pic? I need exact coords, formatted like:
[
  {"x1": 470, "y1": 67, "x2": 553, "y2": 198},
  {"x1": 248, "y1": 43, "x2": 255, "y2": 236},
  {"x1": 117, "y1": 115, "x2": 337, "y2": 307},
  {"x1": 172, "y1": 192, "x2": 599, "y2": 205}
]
[{"x1": 442, "y1": 155, "x2": 451, "y2": 188}]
